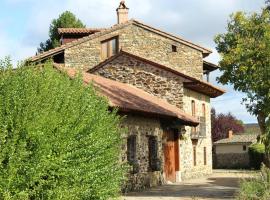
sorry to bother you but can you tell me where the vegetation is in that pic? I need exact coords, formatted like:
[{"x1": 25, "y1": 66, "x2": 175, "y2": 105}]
[
  {"x1": 211, "y1": 108, "x2": 245, "y2": 142},
  {"x1": 38, "y1": 11, "x2": 85, "y2": 53},
  {"x1": 249, "y1": 143, "x2": 265, "y2": 170},
  {"x1": 214, "y1": 6, "x2": 270, "y2": 139},
  {"x1": 238, "y1": 165, "x2": 270, "y2": 200},
  {"x1": 0, "y1": 59, "x2": 125, "y2": 200}
]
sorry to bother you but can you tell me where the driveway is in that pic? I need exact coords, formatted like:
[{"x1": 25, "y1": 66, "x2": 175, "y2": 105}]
[{"x1": 122, "y1": 170, "x2": 256, "y2": 200}]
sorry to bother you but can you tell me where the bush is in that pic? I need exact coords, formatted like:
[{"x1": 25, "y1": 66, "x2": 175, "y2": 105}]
[
  {"x1": 249, "y1": 143, "x2": 265, "y2": 170},
  {"x1": 237, "y1": 165, "x2": 270, "y2": 200},
  {"x1": 0, "y1": 59, "x2": 125, "y2": 200}
]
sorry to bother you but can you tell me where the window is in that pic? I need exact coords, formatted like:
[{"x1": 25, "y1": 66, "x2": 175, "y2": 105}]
[
  {"x1": 243, "y1": 145, "x2": 247, "y2": 151},
  {"x1": 204, "y1": 147, "x2": 207, "y2": 165},
  {"x1": 172, "y1": 45, "x2": 177, "y2": 52},
  {"x1": 191, "y1": 100, "x2": 196, "y2": 116},
  {"x1": 193, "y1": 146, "x2": 197, "y2": 166},
  {"x1": 202, "y1": 103, "x2": 206, "y2": 118},
  {"x1": 148, "y1": 136, "x2": 160, "y2": 171},
  {"x1": 127, "y1": 135, "x2": 137, "y2": 164},
  {"x1": 101, "y1": 37, "x2": 119, "y2": 59}
]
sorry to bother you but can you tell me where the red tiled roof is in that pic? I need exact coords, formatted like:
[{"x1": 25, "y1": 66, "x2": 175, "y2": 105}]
[
  {"x1": 88, "y1": 50, "x2": 225, "y2": 98},
  {"x1": 58, "y1": 28, "x2": 105, "y2": 34},
  {"x1": 28, "y1": 19, "x2": 212, "y2": 62},
  {"x1": 54, "y1": 64, "x2": 199, "y2": 126}
]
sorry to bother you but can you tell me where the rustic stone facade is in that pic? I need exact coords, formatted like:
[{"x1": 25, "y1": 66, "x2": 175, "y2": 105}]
[
  {"x1": 121, "y1": 114, "x2": 164, "y2": 191},
  {"x1": 180, "y1": 89, "x2": 212, "y2": 180},
  {"x1": 65, "y1": 23, "x2": 203, "y2": 79},
  {"x1": 93, "y1": 54, "x2": 184, "y2": 108},
  {"x1": 62, "y1": 18, "x2": 215, "y2": 191},
  {"x1": 92, "y1": 52, "x2": 213, "y2": 185}
]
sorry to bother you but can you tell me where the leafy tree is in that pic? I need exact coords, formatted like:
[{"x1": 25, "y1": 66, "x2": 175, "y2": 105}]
[
  {"x1": 214, "y1": 8, "x2": 270, "y2": 137},
  {"x1": 0, "y1": 60, "x2": 125, "y2": 199},
  {"x1": 38, "y1": 11, "x2": 85, "y2": 53},
  {"x1": 211, "y1": 108, "x2": 245, "y2": 142}
]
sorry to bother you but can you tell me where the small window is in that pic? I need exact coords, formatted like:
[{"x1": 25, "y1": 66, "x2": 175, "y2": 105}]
[
  {"x1": 101, "y1": 37, "x2": 119, "y2": 59},
  {"x1": 204, "y1": 147, "x2": 207, "y2": 165},
  {"x1": 193, "y1": 146, "x2": 197, "y2": 166},
  {"x1": 191, "y1": 100, "x2": 196, "y2": 117},
  {"x1": 172, "y1": 45, "x2": 177, "y2": 52},
  {"x1": 148, "y1": 136, "x2": 160, "y2": 171},
  {"x1": 243, "y1": 145, "x2": 247, "y2": 151},
  {"x1": 202, "y1": 103, "x2": 206, "y2": 118},
  {"x1": 127, "y1": 135, "x2": 137, "y2": 164}
]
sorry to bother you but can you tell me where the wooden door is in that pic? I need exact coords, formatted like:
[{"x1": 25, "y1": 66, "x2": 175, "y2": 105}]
[{"x1": 164, "y1": 130, "x2": 179, "y2": 182}]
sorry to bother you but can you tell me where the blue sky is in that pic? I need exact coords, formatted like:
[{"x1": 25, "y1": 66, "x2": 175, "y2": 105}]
[{"x1": 0, "y1": 0, "x2": 266, "y2": 123}]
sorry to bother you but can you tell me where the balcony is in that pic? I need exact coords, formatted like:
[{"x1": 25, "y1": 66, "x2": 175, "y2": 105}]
[{"x1": 190, "y1": 116, "x2": 206, "y2": 139}]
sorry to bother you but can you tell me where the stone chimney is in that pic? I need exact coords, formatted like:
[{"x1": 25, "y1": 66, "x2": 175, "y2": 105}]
[
  {"x1": 117, "y1": 1, "x2": 129, "y2": 24},
  {"x1": 228, "y1": 130, "x2": 233, "y2": 139}
]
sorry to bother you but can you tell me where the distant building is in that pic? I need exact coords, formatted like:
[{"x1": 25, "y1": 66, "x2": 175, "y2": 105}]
[{"x1": 213, "y1": 130, "x2": 258, "y2": 169}]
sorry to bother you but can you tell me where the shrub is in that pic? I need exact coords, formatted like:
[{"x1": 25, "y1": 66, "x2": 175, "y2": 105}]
[
  {"x1": 0, "y1": 60, "x2": 125, "y2": 200},
  {"x1": 237, "y1": 165, "x2": 270, "y2": 200},
  {"x1": 249, "y1": 143, "x2": 265, "y2": 170}
]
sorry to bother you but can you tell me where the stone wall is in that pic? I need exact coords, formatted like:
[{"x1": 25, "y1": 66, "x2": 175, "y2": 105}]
[
  {"x1": 93, "y1": 54, "x2": 184, "y2": 108},
  {"x1": 121, "y1": 114, "x2": 164, "y2": 191},
  {"x1": 214, "y1": 153, "x2": 250, "y2": 169},
  {"x1": 65, "y1": 23, "x2": 203, "y2": 79},
  {"x1": 180, "y1": 89, "x2": 212, "y2": 180}
]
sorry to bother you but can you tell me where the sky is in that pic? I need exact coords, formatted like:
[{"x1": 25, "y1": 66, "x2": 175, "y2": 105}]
[{"x1": 0, "y1": 0, "x2": 267, "y2": 123}]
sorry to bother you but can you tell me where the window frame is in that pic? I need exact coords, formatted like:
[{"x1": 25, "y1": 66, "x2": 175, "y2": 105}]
[
  {"x1": 127, "y1": 135, "x2": 137, "y2": 164},
  {"x1": 101, "y1": 36, "x2": 119, "y2": 60}
]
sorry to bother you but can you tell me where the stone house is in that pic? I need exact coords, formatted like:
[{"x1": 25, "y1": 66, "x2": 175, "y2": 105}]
[
  {"x1": 214, "y1": 130, "x2": 258, "y2": 169},
  {"x1": 29, "y1": 1, "x2": 225, "y2": 191}
]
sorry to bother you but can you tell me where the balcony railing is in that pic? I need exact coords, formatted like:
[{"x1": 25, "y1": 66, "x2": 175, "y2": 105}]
[{"x1": 191, "y1": 116, "x2": 206, "y2": 139}]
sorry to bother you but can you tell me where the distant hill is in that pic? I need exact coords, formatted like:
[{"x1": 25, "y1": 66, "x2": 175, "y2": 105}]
[{"x1": 244, "y1": 123, "x2": 261, "y2": 135}]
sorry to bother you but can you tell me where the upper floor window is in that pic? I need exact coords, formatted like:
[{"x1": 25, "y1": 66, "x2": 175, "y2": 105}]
[
  {"x1": 202, "y1": 103, "x2": 206, "y2": 118},
  {"x1": 172, "y1": 45, "x2": 177, "y2": 52},
  {"x1": 101, "y1": 37, "x2": 119, "y2": 60},
  {"x1": 191, "y1": 100, "x2": 196, "y2": 117}
]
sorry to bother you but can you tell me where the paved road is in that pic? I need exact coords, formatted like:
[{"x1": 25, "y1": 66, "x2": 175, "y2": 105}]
[{"x1": 122, "y1": 170, "x2": 256, "y2": 200}]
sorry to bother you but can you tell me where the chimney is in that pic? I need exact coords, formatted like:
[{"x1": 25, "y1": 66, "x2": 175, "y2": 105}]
[
  {"x1": 117, "y1": 1, "x2": 129, "y2": 24},
  {"x1": 228, "y1": 130, "x2": 233, "y2": 139}
]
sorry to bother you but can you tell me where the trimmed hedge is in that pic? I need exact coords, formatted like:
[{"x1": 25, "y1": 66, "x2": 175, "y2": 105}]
[
  {"x1": 249, "y1": 143, "x2": 265, "y2": 170},
  {"x1": 0, "y1": 60, "x2": 126, "y2": 200}
]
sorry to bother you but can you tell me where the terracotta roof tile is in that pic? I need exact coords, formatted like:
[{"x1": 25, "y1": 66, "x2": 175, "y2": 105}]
[
  {"x1": 58, "y1": 28, "x2": 105, "y2": 34},
  {"x1": 214, "y1": 134, "x2": 258, "y2": 145},
  {"x1": 54, "y1": 64, "x2": 199, "y2": 126}
]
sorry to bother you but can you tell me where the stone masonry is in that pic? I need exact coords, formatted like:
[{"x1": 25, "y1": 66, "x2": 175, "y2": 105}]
[
  {"x1": 93, "y1": 54, "x2": 184, "y2": 109},
  {"x1": 65, "y1": 23, "x2": 203, "y2": 80},
  {"x1": 121, "y1": 114, "x2": 164, "y2": 191},
  {"x1": 92, "y1": 53, "x2": 212, "y2": 182}
]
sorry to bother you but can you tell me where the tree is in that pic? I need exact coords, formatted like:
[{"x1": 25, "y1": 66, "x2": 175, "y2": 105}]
[
  {"x1": 0, "y1": 60, "x2": 125, "y2": 199},
  {"x1": 214, "y1": 8, "x2": 270, "y2": 137},
  {"x1": 211, "y1": 108, "x2": 245, "y2": 142},
  {"x1": 38, "y1": 11, "x2": 85, "y2": 53}
]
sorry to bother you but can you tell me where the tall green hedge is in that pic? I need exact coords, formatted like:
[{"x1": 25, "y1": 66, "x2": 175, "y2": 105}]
[
  {"x1": 0, "y1": 59, "x2": 125, "y2": 200},
  {"x1": 249, "y1": 143, "x2": 265, "y2": 170}
]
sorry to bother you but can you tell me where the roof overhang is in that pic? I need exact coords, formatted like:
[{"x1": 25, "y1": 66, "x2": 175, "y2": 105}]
[{"x1": 203, "y1": 61, "x2": 219, "y2": 73}]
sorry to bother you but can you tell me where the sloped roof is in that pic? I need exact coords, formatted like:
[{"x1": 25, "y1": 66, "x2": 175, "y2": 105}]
[
  {"x1": 203, "y1": 61, "x2": 219, "y2": 72},
  {"x1": 58, "y1": 28, "x2": 105, "y2": 34},
  {"x1": 28, "y1": 19, "x2": 212, "y2": 62},
  {"x1": 88, "y1": 50, "x2": 225, "y2": 98},
  {"x1": 54, "y1": 64, "x2": 199, "y2": 126},
  {"x1": 214, "y1": 134, "x2": 258, "y2": 145}
]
